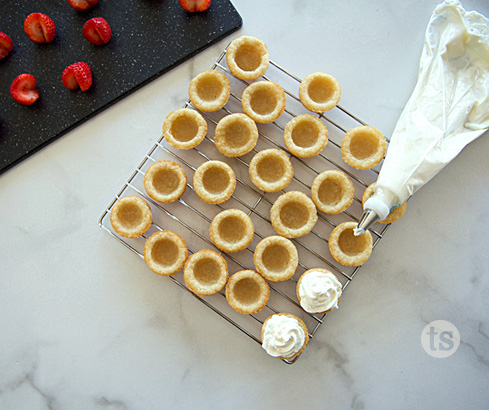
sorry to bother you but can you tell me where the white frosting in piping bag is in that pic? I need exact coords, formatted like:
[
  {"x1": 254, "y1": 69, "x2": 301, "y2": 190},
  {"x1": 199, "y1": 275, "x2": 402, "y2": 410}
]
[
  {"x1": 261, "y1": 315, "x2": 305, "y2": 359},
  {"x1": 298, "y1": 270, "x2": 342, "y2": 314}
]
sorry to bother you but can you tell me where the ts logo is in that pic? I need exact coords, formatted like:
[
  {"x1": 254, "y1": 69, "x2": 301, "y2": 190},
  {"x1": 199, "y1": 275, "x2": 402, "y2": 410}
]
[{"x1": 421, "y1": 320, "x2": 460, "y2": 358}]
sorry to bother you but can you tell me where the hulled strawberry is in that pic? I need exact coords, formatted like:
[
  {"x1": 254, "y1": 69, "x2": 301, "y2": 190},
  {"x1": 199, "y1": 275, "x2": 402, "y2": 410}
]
[
  {"x1": 10, "y1": 74, "x2": 40, "y2": 105},
  {"x1": 24, "y1": 12, "x2": 56, "y2": 43},
  {"x1": 83, "y1": 17, "x2": 111, "y2": 45},
  {"x1": 0, "y1": 32, "x2": 14, "y2": 59},
  {"x1": 67, "y1": 0, "x2": 99, "y2": 11},
  {"x1": 62, "y1": 62, "x2": 93, "y2": 91},
  {"x1": 178, "y1": 0, "x2": 211, "y2": 12}
]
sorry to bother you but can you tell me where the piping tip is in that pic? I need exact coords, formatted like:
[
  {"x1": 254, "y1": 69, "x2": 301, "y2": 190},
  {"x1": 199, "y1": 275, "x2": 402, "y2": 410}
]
[{"x1": 354, "y1": 210, "x2": 379, "y2": 236}]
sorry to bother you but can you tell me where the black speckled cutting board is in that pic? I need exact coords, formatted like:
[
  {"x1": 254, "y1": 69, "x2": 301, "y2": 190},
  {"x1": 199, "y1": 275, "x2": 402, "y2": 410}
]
[{"x1": 0, "y1": 0, "x2": 242, "y2": 175}]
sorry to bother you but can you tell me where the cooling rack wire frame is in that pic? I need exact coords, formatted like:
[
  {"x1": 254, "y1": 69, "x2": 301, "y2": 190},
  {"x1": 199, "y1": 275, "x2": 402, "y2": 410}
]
[{"x1": 99, "y1": 46, "x2": 391, "y2": 364}]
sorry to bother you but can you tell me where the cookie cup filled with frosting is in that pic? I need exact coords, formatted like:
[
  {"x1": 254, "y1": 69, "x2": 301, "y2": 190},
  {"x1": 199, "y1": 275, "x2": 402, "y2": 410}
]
[{"x1": 296, "y1": 268, "x2": 342, "y2": 314}]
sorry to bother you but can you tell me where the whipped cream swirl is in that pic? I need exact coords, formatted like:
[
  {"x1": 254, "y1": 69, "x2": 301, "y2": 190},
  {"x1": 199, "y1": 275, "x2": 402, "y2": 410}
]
[
  {"x1": 261, "y1": 314, "x2": 306, "y2": 359},
  {"x1": 298, "y1": 270, "x2": 342, "y2": 313}
]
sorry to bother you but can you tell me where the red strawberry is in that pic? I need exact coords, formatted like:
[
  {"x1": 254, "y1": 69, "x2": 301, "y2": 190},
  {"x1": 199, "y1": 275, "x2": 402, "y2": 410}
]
[
  {"x1": 24, "y1": 13, "x2": 56, "y2": 43},
  {"x1": 83, "y1": 17, "x2": 111, "y2": 45},
  {"x1": 67, "y1": 0, "x2": 99, "y2": 11},
  {"x1": 62, "y1": 62, "x2": 93, "y2": 91},
  {"x1": 0, "y1": 32, "x2": 14, "y2": 59},
  {"x1": 10, "y1": 74, "x2": 39, "y2": 105},
  {"x1": 178, "y1": 0, "x2": 211, "y2": 12}
]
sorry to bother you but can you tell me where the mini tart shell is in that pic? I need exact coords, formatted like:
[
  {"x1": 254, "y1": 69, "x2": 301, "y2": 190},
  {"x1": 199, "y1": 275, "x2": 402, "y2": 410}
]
[
  {"x1": 188, "y1": 69, "x2": 231, "y2": 112},
  {"x1": 362, "y1": 183, "x2": 407, "y2": 224},
  {"x1": 226, "y1": 270, "x2": 270, "y2": 314},
  {"x1": 193, "y1": 160, "x2": 236, "y2": 204},
  {"x1": 162, "y1": 108, "x2": 207, "y2": 150},
  {"x1": 110, "y1": 196, "x2": 152, "y2": 238},
  {"x1": 144, "y1": 161, "x2": 187, "y2": 203},
  {"x1": 143, "y1": 230, "x2": 188, "y2": 276},
  {"x1": 341, "y1": 126, "x2": 386, "y2": 170},
  {"x1": 311, "y1": 170, "x2": 354, "y2": 214},
  {"x1": 183, "y1": 250, "x2": 228, "y2": 296},
  {"x1": 241, "y1": 81, "x2": 286, "y2": 124},
  {"x1": 209, "y1": 209, "x2": 255, "y2": 253},
  {"x1": 296, "y1": 268, "x2": 342, "y2": 315},
  {"x1": 249, "y1": 149, "x2": 293, "y2": 193},
  {"x1": 328, "y1": 221, "x2": 373, "y2": 266},
  {"x1": 299, "y1": 72, "x2": 341, "y2": 113},
  {"x1": 261, "y1": 313, "x2": 309, "y2": 360},
  {"x1": 214, "y1": 113, "x2": 258, "y2": 157},
  {"x1": 226, "y1": 36, "x2": 269, "y2": 81},
  {"x1": 270, "y1": 191, "x2": 318, "y2": 238},
  {"x1": 283, "y1": 114, "x2": 328, "y2": 158},
  {"x1": 253, "y1": 235, "x2": 298, "y2": 281}
]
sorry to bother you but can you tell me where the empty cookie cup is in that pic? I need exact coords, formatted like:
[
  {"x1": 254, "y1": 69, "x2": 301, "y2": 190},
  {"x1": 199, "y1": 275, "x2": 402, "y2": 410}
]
[
  {"x1": 193, "y1": 160, "x2": 236, "y2": 204},
  {"x1": 283, "y1": 114, "x2": 328, "y2": 158},
  {"x1": 362, "y1": 183, "x2": 407, "y2": 224},
  {"x1": 226, "y1": 269, "x2": 270, "y2": 314},
  {"x1": 311, "y1": 170, "x2": 354, "y2": 214},
  {"x1": 143, "y1": 230, "x2": 188, "y2": 276},
  {"x1": 253, "y1": 235, "x2": 298, "y2": 281},
  {"x1": 144, "y1": 161, "x2": 187, "y2": 203},
  {"x1": 162, "y1": 108, "x2": 207, "y2": 150},
  {"x1": 214, "y1": 113, "x2": 259, "y2": 157},
  {"x1": 183, "y1": 250, "x2": 228, "y2": 296},
  {"x1": 110, "y1": 196, "x2": 152, "y2": 238},
  {"x1": 341, "y1": 126, "x2": 387, "y2": 170},
  {"x1": 296, "y1": 268, "x2": 342, "y2": 314},
  {"x1": 209, "y1": 209, "x2": 255, "y2": 253},
  {"x1": 299, "y1": 72, "x2": 341, "y2": 113},
  {"x1": 270, "y1": 191, "x2": 318, "y2": 238},
  {"x1": 188, "y1": 70, "x2": 231, "y2": 112},
  {"x1": 328, "y1": 221, "x2": 373, "y2": 266},
  {"x1": 241, "y1": 81, "x2": 286, "y2": 124},
  {"x1": 226, "y1": 36, "x2": 269, "y2": 81},
  {"x1": 249, "y1": 149, "x2": 293, "y2": 192}
]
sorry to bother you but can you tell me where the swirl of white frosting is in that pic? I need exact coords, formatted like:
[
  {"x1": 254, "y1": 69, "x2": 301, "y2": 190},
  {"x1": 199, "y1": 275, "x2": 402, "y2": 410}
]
[
  {"x1": 261, "y1": 314, "x2": 305, "y2": 359},
  {"x1": 298, "y1": 270, "x2": 342, "y2": 313}
]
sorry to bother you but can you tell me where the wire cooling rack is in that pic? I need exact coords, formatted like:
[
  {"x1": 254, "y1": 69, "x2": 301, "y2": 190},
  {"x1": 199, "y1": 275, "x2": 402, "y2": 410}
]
[{"x1": 99, "y1": 45, "x2": 391, "y2": 364}]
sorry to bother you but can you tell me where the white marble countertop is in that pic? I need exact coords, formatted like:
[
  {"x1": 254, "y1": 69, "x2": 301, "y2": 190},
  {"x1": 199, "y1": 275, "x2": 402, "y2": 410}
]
[{"x1": 1, "y1": 1, "x2": 489, "y2": 409}]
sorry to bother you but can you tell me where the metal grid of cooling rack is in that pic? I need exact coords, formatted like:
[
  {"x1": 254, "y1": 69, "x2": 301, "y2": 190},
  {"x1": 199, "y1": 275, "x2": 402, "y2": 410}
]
[{"x1": 99, "y1": 45, "x2": 391, "y2": 364}]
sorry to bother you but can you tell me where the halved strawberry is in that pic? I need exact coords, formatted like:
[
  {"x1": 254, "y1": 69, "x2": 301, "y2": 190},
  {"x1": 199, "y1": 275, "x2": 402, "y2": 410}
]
[
  {"x1": 24, "y1": 12, "x2": 56, "y2": 43},
  {"x1": 10, "y1": 74, "x2": 39, "y2": 105},
  {"x1": 62, "y1": 62, "x2": 93, "y2": 91},
  {"x1": 83, "y1": 17, "x2": 111, "y2": 45},
  {"x1": 0, "y1": 32, "x2": 14, "y2": 59},
  {"x1": 67, "y1": 0, "x2": 99, "y2": 11},
  {"x1": 178, "y1": 0, "x2": 211, "y2": 12}
]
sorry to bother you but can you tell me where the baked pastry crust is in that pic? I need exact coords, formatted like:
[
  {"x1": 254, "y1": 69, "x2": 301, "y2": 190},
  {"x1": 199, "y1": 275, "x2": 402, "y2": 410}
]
[
  {"x1": 253, "y1": 235, "x2": 298, "y2": 281},
  {"x1": 241, "y1": 81, "x2": 286, "y2": 124},
  {"x1": 188, "y1": 69, "x2": 231, "y2": 112},
  {"x1": 362, "y1": 183, "x2": 407, "y2": 224},
  {"x1": 341, "y1": 126, "x2": 386, "y2": 170},
  {"x1": 283, "y1": 114, "x2": 328, "y2": 158},
  {"x1": 162, "y1": 108, "x2": 207, "y2": 150},
  {"x1": 193, "y1": 160, "x2": 236, "y2": 204},
  {"x1": 226, "y1": 269, "x2": 270, "y2": 314},
  {"x1": 183, "y1": 249, "x2": 228, "y2": 296},
  {"x1": 143, "y1": 230, "x2": 188, "y2": 276},
  {"x1": 328, "y1": 221, "x2": 373, "y2": 266},
  {"x1": 296, "y1": 268, "x2": 342, "y2": 315},
  {"x1": 311, "y1": 170, "x2": 354, "y2": 214},
  {"x1": 226, "y1": 36, "x2": 269, "y2": 81},
  {"x1": 249, "y1": 149, "x2": 293, "y2": 192},
  {"x1": 214, "y1": 113, "x2": 258, "y2": 157},
  {"x1": 270, "y1": 191, "x2": 318, "y2": 238},
  {"x1": 299, "y1": 72, "x2": 341, "y2": 113},
  {"x1": 110, "y1": 196, "x2": 152, "y2": 238},
  {"x1": 144, "y1": 160, "x2": 187, "y2": 203},
  {"x1": 209, "y1": 209, "x2": 255, "y2": 253}
]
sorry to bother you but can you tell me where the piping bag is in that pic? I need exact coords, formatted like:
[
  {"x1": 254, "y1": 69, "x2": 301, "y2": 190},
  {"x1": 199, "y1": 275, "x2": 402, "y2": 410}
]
[{"x1": 355, "y1": 0, "x2": 489, "y2": 236}]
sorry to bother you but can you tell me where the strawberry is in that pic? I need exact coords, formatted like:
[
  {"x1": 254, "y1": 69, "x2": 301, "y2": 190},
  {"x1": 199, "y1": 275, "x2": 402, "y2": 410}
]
[
  {"x1": 83, "y1": 17, "x2": 111, "y2": 45},
  {"x1": 62, "y1": 62, "x2": 93, "y2": 91},
  {"x1": 24, "y1": 13, "x2": 56, "y2": 43},
  {"x1": 178, "y1": 0, "x2": 211, "y2": 12},
  {"x1": 67, "y1": 0, "x2": 99, "y2": 11},
  {"x1": 10, "y1": 74, "x2": 39, "y2": 105},
  {"x1": 0, "y1": 32, "x2": 14, "y2": 59}
]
